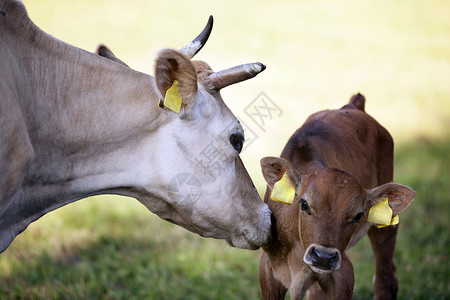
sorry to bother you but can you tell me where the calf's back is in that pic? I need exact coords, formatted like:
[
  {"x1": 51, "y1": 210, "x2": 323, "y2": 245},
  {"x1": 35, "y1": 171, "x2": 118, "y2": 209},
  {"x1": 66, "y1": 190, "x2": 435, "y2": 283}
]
[{"x1": 280, "y1": 93, "x2": 393, "y2": 187}]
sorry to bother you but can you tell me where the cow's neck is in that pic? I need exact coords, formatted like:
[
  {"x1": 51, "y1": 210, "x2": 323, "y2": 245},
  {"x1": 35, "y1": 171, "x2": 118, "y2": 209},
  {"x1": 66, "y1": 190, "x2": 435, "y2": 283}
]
[
  {"x1": 19, "y1": 39, "x2": 171, "y2": 213},
  {"x1": 0, "y1": 14, "x2": 184, "y2": 252}
]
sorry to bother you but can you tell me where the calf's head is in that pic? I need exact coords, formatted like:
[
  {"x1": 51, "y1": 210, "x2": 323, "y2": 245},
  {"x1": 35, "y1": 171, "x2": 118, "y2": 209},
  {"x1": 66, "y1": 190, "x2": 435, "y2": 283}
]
[{"x1": 261, "y1": 157, "x2": 414, "y2": 273}]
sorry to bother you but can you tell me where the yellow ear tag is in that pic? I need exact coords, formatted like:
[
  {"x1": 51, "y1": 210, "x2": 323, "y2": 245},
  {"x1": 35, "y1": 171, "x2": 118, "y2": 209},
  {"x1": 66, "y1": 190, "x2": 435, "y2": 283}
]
[
  {"x1": 163, "y1": 80, "x2": 182, "y2": 113},
  {"x1": 368, "y1": 196, "x2": 393, "y2": 226},
  {"x1": 270, "y1": 173, "x2": 296, "y2": 205},
  {"x1": 377, "y1": 214, "x2": 399, "y2": 228}
]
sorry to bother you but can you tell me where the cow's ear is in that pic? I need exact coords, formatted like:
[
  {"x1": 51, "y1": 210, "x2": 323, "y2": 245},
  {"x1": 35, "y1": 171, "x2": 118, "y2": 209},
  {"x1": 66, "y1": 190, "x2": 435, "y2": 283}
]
[
  {"x1": 366, "y1": 183, "x2": 415, "y2": 215},
  {"x1": 261, "y1": 157, "x2": 302, "y2": 205},
  {"x1": 96, "y1": 45, "x2": 129, "y2": 67},
  {"x1": 154, "y1": 49, "x2": 197, "y2": 113},
  {"x1": 260, "y1": 157, "x2": 301, "y2": 189}
]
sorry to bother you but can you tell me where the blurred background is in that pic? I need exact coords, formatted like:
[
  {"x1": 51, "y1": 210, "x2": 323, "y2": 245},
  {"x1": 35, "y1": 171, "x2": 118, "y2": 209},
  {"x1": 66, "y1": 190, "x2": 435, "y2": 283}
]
[{"x1": 1, "y1": 0, "x2": 448, "y2": 299}]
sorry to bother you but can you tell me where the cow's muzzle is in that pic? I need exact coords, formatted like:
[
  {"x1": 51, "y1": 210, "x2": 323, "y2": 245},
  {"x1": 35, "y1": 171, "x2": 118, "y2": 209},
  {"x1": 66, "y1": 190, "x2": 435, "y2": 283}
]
[{"x1": 303, "y1": 244, "x2": 341, "y2": 274}]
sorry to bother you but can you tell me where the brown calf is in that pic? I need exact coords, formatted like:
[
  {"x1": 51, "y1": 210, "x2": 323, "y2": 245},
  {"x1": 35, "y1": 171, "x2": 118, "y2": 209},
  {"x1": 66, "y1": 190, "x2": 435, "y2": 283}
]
[{"x1": 259, "y1": 94, "x2": 414, "y2": 299}]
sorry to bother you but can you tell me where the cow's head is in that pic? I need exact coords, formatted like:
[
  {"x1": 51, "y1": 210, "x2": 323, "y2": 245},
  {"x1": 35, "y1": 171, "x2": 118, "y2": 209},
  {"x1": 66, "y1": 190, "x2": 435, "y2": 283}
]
[
  {"x1": 261, "y1": 157, "x2": 414, "y2": 273},
  {"x1": 98, "y1": 17, "x2": 270, "y2": 249}
]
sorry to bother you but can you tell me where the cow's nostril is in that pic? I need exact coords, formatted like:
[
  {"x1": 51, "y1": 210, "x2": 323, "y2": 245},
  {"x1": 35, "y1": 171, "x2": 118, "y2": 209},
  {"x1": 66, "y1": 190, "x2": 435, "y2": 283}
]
[
  {"x1": 313, "y1": 247, "x2": 333, "y2": 259},
  {"x1": 329, "y1": 252, "x2": 339, "y2": 265}
]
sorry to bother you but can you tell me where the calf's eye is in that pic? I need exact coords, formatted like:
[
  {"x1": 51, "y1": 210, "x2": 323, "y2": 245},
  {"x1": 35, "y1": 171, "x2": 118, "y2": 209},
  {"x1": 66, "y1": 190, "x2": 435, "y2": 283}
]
[
  {"x1": 300, "y1": 199, "x2": 311, "y2": 215},
  {"x1": 352, "y1": 212, "x2": 364, "y2": 224}
]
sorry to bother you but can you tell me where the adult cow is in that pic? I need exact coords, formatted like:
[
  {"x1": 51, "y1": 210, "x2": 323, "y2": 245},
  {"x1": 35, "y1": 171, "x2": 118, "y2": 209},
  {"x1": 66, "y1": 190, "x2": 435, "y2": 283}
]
[
  {"x1": 259, "y1": 94, "x2": 414, "y2": 299},
  {"x1": 0, "y1": 0, "x2": 271, "y2": 253}
]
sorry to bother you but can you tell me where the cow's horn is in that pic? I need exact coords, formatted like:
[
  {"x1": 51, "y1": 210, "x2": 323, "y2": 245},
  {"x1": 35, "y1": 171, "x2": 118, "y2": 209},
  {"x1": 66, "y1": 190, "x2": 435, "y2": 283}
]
[
  {"x1": 208, "y1": 63, "x2": 266, "y2": 90},
  {"x1": 179, "y1": 15, "x2": 213, "y2": 59}
]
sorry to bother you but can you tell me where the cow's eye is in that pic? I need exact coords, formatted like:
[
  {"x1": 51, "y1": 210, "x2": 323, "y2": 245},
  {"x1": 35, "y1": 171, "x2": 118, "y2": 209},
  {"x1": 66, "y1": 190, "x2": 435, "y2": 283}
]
[
  {"x1": 300, "y1": 198, "x2": 311, "y2": 215},
  {"x1": 352, "y1": 212, "x2": 364, "y2": 224},
  {"x1": 230, "y1": 133, "x2": 244, "y2": 153}
]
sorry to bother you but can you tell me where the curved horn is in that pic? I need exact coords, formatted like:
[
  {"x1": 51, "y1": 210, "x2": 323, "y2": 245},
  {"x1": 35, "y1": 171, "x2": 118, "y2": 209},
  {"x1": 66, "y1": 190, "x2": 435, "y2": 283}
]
[
  {"x1": 179, "y1": 15, "x2": 213, "y2": 59},
  {"x1": 208, "y1": 63, "x2": 266, "y2": 90}
]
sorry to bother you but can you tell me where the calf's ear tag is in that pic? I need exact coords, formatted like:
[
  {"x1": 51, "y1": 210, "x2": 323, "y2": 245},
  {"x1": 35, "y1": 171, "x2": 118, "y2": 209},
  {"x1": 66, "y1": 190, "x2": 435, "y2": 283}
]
[
  {"x1": 270, "y1": 173, "x2": 296, "y2": 205},
  {"x1": 368, "y1": 196, "x2": 399, "y2": 228},
  {"x1": 163, "y1": 80, "x2": 182, "y2": 113},
  {"x1": 377, "y1": 214, "x2": 399, "y2": 228}
]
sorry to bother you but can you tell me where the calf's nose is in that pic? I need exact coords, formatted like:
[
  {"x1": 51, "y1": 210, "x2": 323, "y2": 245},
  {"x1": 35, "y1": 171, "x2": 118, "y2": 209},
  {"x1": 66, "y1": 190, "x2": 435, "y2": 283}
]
[
  {"x1": 304, "y1": 244, "x2": 342, "y2": 273},
  {"x1": 310, "y1": 247, "x2": 339, "y2": 268}
]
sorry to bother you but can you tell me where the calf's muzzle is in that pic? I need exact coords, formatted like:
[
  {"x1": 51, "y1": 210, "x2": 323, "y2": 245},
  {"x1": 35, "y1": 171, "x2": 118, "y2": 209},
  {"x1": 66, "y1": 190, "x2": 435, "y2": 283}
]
[{"x1": 304, "y1": 244, "x2": 342, "y2": 274}]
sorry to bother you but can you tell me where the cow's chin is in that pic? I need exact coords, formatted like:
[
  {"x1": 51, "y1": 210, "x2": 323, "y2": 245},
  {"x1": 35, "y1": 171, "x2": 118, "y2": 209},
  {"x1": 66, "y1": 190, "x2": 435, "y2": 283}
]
[
  {"x1": 226, "y1": 236, "x2": 260, "y2": 250},
  {"x1": 309, "y1": 266, "x2": 334, "y2": 275},
  {"x1": 190, "y1": 224, "x2": 261, "y2": 250}
]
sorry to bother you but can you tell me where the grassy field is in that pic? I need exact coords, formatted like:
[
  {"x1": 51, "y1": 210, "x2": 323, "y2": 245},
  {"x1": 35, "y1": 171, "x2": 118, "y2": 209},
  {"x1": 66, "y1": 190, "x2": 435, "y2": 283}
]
[{"x1": 1, "y1": 0, "x2": 449, "y2": 299}]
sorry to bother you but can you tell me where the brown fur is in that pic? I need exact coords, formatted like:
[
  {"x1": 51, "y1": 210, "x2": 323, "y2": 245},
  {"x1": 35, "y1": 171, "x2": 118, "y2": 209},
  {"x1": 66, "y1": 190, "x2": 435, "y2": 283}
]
[{"x1": 259, "y1": 94, "x2": 414, "y2": 299}]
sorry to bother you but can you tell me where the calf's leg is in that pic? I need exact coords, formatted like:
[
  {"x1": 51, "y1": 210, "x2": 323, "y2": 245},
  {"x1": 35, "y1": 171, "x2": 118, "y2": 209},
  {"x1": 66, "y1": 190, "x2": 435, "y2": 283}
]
[
  {"x1": 368, "y1": 225, "x2": 399, "y2": 300},
  {"x1": 259, "y1": 253, "x2": 287, "y2": 300}
]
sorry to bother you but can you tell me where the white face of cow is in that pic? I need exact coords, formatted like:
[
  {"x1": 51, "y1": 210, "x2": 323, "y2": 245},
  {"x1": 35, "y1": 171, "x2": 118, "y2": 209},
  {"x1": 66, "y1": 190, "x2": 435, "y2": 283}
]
[
  {"x1": 114, "y1": 17, "x2": 270, "y2": 249},
  {"x1": 137, "y1": 53, "x2": 271, "y2": 250}
]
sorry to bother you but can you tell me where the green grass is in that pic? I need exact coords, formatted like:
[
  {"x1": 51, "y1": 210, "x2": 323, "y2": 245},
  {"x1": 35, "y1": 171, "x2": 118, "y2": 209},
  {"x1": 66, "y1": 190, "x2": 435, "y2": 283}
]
[{"x1": 1, "y1": 0, "x2": 449, "y2": 299}]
